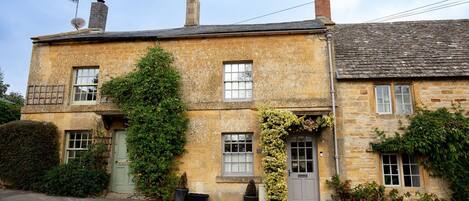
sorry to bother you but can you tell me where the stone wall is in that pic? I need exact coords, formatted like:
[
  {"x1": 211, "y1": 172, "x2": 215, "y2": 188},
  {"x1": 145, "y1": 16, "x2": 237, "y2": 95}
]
[
  {"x1": 22, "y1": 33, "x2": 336, "y2": 201},
  {"x1": 336, "y1": 79, "x2": 469, "y2": 199}
]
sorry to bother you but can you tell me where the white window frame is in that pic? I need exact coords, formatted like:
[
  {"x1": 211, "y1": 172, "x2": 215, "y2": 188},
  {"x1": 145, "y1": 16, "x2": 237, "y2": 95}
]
[
  {"x1": 394, "y1": 85, "x2": 413, "y2": 115},
  {"x1": 72, "y1": 68, "x2": 99, "y2": 105},
  {"x1": 402, "y1": 154, "x2": 421, "y2": 187},
  {"x1": 381, "y1": 153, "x2": 401, "y2": 187},
  {"x1": 223, "y1": 62, "x2": 253, "y2": 102},
  {"x1": 381, "y1": 153, "x2": 422, "y2": 188},
  {"x1": 65, "y1": 131, "x2": 92, "y2": 163},
  {"x1": 375, "y1": 85, "x2": 392, "y2": 114},
  {"x1": 222, "y1": 133, "x2": 254, "y2": 176}
]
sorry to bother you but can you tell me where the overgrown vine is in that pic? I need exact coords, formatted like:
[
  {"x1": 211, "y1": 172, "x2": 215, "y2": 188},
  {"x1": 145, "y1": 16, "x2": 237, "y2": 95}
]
[
  {"x1": 371, "y1": 107, "x2": 469, "y2": 200},
  {"x1": 259, "y1": 107, "x2": 333, "y2": 201},
  {"x1": 101, "y1": 46, "x2": 188, "y2": 200}
]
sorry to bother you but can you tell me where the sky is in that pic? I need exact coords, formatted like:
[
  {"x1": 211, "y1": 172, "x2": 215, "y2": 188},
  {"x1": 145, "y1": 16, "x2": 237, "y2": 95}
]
[{"x1": 0, "y1": 0, "x2": 468, "y2": 95}]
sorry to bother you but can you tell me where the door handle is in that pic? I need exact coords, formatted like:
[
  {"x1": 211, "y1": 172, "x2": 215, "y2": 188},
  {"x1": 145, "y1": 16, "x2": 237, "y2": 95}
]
[{"x1": 288, "y1": 170, "x2": 291, "y2": 176}]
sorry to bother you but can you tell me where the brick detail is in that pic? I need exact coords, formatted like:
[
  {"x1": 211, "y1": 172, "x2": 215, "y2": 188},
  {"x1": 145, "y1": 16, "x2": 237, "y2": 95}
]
[{"x1": 315, "y1": 0, "x2": 331, "y2": 19}]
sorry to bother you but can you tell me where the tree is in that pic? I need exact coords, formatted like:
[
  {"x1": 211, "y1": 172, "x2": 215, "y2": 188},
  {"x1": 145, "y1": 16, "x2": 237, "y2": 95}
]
[
  {"x1": 0, "y1": 69, "x2": 24, "y2": 124},
  {"x1": 0, "y1": 69, "x2": 9, "y2": 97},
  {"x1": 5, "y1": 92, "x2": 24, "y2": 106}
]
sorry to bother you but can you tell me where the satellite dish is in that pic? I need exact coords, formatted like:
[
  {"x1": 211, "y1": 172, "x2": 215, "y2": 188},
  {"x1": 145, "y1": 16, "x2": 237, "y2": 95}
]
[{"x1": 71, "y1": 18, "x2": 86, "y2": 30}]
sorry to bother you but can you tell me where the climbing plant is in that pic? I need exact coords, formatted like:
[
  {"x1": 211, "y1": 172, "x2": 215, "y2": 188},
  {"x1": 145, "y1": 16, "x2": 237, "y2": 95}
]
[
  {"x1": 101, "y1": 46, "x2": 188, "y2": 200},
  {"x1": 371, "y1": 107, "x2": 469, "y2": 200},
  {"x1": 259, "y1": 107, "x2": 333, "y2": 201}
]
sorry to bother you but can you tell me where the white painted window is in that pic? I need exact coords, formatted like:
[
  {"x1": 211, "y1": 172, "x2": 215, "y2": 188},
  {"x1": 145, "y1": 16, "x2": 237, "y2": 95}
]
[
  {"x1": 395, "y1": 85, "x2": 413, "y2": 114},
  {"x1": 222, "y1": 133, "x2": 254, "y2": 176},
  {"x1": 224, "y1": 62, "x2": 253, "y2": 101},
  {"x1": 402, "y1": 154, "x2": 420, "y2": 187},
  {"x1": 72, "y1": 68, "x2": 99, "y2": 103},
  {"x1": 375, "y1": 85, "x2": 392, "y2": 114},
  {"x1": 65, "y1": 131, "x2": 92, "y2": 162},
  {"x1": 382, "y1": 154, "x2": 400, "y2": 186},
  {"x1": 381, "y1": 153, "x2": 421, "y2": 187}
]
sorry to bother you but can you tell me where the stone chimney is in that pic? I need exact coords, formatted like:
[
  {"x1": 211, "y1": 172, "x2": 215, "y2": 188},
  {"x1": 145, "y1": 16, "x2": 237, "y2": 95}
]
[
  {"x1": 89, "y1": 0, "x2": 108, "y2": 31},
  {"x1": 315, "y1": 0, "x2": 331, "y2": 20},
  {"x1": 185, "y1": 0, "x2": 200, "y2": 26}
]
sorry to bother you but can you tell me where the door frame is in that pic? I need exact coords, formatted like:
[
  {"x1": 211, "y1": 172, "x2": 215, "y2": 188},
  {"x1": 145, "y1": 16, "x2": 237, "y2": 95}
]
[
  {"x1": 110, "y1": 129, "x2": 135, "y2": 193},
  {"x1": 286, "y1": 134, "x2": 320, "y2": 201}
]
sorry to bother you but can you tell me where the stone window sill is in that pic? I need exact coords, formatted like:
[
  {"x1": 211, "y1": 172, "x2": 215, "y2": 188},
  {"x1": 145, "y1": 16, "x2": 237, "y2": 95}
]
[{"x1": 216, "y1": 176, "x2": 262, "y2": 184}]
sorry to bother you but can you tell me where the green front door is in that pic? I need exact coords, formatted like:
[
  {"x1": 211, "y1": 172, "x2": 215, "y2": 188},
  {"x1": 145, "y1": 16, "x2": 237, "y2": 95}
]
[{"x1": 111, "y1": 131, "x2": 135, "y2": 193}]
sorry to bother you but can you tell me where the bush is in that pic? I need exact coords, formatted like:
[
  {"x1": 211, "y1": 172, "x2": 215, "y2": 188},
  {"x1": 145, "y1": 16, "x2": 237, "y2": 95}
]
[
  {"x1": 40, "y1": 161, "x2": 109, "y2": 198},
  {"x1": 40, "y1": 142, "x2": 110, "y2": 197},
  {"x1": 327, "y1": 175, "x2": 445, "y2": 201},
  {"x1": 0, "y1": 101, "x2": 20, "y2": 124},
  {"x1": 0, "y1": 120, "x2": 59, "y2": 190}
]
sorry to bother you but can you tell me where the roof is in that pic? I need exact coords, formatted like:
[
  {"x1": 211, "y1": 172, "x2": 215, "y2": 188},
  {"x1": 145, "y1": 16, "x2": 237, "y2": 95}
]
[
  {"x1": 334, "y1": 19, "x2": 469, "y2": 79},
  {"x1": 33, "y1": 20, "x2": 326, "y2": 43}
]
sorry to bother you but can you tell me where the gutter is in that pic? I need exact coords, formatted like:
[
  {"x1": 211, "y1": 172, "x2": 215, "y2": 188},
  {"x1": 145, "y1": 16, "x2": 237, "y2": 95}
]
[{"x1": 326, "y1": 31, "x2": 340, "y2": 176}]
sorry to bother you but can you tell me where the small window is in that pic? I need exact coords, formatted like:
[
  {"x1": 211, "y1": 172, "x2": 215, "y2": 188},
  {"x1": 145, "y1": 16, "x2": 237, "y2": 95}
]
[
  {"x1": 222, "y1": 133, "x2": 254, "y2": 176},
  {"x1": 395, "y1": 85, "x2": 413, "y2": 114},
  {"x1": 65, "y1": 131, "x2": 92, "y2": 162},
  {"x1": 402, "y1": 154, "x2": 420, "y2": 187},
  {"x1": 375, "y1": 85, "x2": 392, "y2": 114},
  {"x1": 72, "y1": 68, "x2": 99, "y2": 103},
  {"x1": 382, "y1": 154, "x2": 400, "y2": 186},
  {"x1": 224, "y1": 62, "x2": 253, "y2": 101}
]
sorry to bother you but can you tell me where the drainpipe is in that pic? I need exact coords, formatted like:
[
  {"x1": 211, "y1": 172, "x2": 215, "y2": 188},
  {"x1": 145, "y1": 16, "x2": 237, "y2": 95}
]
[{"x1": 326, "y1": 31, "x2": 340, "y2": 176}]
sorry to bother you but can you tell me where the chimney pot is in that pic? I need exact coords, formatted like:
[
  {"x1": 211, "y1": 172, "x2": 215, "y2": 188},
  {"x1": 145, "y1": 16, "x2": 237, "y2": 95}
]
[
  {"x1": 315, "y1": 0, "x2": 331, "y2": 20},
  {"x1": 89, "y1": 0, "x2": 108, "y2": 31},
  {"x1": 185, "y1": 0, "x2": 200, "y2": 26}
]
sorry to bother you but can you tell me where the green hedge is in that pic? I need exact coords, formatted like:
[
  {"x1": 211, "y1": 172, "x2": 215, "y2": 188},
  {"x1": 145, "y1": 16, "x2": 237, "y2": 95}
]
[
  {"x1": 0, "y1": 120, "x2": 59, "y2": 190},
  {"x1": 40, "y1": 161, "x2": 109, "y2": 198}
]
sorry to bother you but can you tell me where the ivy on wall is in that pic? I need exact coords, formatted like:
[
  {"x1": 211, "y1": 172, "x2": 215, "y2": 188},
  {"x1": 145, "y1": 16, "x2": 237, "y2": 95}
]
[
  {"x1": 371, "y1": 107, "x2": 469, "y2": 200},
  {"x1": 259, "y1": 107, "x2": 333, "y2": 201},
  {"x1": 101, "y1": 47, "x2": 188, "y2": 200}
]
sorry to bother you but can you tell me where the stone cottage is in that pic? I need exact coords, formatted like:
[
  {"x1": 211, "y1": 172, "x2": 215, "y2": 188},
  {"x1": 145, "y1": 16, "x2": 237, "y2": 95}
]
[
  {"x1": 21, "y1": 0, "x2": 469, "y2": 200},
  {"x1": 333, "y1": 20, "x2": 469, "y2": 199}
]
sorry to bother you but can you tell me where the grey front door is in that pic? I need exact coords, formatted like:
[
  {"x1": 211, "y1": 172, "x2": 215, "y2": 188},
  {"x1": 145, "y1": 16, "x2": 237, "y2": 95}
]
[
  {"x1": 287, "y1": 135, "x2": 319, "y2": 201},
  {"x1": 111, "y1": 130, "x2": 135, "y2": 193}
]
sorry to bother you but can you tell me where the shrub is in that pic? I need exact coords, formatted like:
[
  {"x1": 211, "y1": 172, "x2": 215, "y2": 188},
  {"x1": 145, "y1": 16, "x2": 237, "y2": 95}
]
[
  {"x1": 40, "y1": 142, "x2": 110, "y2": 197},
  {"x1": 40, "y1": 161, "x2": 109, "y2": 198},
  {"x1": 245, "y1": 179, "x2": 257, "y2": 196},
  {"x1": 178, "y1": 172, "x2": 188, "y2": 189},
  {"x1": 101, "y1": 46, "x2": 188, "y2": 200},
  {"x1": 0, "y1": 101, "x2": 20, "y2": 124},
  {"x1": 0, "y1": 120, "x2": 59, "y2": 190},
  {"x1": 327, "y1": 175, "x2": 446, "y2": 201}
]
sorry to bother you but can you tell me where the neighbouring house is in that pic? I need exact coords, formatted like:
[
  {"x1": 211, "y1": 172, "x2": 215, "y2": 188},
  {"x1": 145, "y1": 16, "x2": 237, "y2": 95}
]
[
  {"x1": 20, "y1": 0, "x2": 469, "y2": 200},
  {"x1": 333, "y1": 20, "x2": 469, "y2": 199}
]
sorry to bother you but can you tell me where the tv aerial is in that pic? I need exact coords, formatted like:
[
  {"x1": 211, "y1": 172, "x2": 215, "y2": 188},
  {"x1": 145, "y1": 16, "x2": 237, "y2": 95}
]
[{"x1": 70, "y1": 0, "x2": 86, "y2": 30}]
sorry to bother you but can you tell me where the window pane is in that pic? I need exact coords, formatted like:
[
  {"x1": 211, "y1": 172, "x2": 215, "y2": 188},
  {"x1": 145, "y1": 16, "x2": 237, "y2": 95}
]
[
  {"x1": 412, "y1": 176, "x2": 420, "y2": 187},
  {"x1": 392, "y1": 176, "x2": 399, "y2": 185},
  {"x1": 404, "y1": 176, "x2": 412, "y2": 187},
  {"x1": 384, "y1": 176, "x2": 391, "y2": 185},
  {"x1": 291, "y1": 149, "x2": 298, "y2": 160},
  {"x1": 306, "y1": 161, "x2": 313, "y2": 173}
]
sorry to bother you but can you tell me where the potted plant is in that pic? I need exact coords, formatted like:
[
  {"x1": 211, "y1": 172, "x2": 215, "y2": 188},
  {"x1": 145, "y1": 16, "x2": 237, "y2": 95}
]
[
  {"x1": 244, "y1": 179, "x2": 259, "y2": 201},
  {"x1": 175, "y1": 172, "x2": 189, "y2": 201}
]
